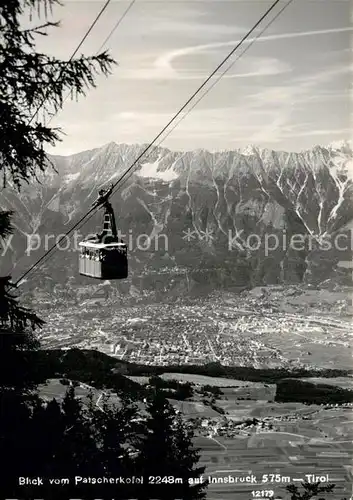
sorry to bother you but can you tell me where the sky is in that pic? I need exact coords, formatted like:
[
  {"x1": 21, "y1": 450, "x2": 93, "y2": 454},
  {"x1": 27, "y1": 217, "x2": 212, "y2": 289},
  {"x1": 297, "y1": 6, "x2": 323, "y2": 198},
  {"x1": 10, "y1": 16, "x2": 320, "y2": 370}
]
[{"x1": 27, "y1": 0, "x2": 352, "y2": 155}]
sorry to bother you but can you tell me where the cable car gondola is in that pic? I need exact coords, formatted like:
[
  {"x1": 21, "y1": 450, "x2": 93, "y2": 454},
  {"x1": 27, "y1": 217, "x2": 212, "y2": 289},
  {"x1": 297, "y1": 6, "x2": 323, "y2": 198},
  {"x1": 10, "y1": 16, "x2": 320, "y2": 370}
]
[{"x1": 78, "y1": 185, "x2": 128, "y2": 280}]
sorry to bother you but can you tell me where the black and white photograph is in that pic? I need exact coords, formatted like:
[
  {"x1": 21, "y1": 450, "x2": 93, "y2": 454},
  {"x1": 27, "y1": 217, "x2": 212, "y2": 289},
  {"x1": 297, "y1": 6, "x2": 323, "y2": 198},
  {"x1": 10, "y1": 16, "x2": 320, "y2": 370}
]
[{"x1": 0, "y1": 0, "x2": 352, "y2": 499}]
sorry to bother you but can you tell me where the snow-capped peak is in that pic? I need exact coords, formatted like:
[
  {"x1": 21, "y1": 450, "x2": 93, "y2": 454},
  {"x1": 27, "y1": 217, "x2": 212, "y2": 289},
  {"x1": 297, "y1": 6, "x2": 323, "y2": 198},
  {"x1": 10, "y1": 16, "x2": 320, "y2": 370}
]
[
  {"x1": 240, "y1": 144, "x2": 259, "y2": 156},
  {"x1": 328, "y1": 139, "x2": 352, "y2": 152}
]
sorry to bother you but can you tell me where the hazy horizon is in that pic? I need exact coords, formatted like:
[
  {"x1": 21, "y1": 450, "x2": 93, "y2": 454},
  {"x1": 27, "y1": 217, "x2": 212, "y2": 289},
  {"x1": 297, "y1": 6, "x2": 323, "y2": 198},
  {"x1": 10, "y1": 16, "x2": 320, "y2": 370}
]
[{"x1": 24, "y1": 0, "x2": 351, "y2": 156}]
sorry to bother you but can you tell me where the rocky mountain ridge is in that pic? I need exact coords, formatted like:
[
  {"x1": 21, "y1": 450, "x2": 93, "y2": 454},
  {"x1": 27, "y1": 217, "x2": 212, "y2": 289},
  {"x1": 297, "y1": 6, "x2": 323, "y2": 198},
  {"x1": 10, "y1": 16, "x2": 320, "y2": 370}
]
[{"x1": 1, "y1": 140, "x2": 352, "y2": 297}]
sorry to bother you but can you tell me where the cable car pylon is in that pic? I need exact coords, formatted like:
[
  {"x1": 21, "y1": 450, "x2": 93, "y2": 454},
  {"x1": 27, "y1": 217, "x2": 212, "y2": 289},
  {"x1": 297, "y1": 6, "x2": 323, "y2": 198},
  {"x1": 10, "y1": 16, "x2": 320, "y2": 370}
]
[
  {"x1": 91, "y1": 184, "x2": 118, "y2": 241},
  {"x1": 79, "y1": 184, "x2": 128, "y2": 280}
]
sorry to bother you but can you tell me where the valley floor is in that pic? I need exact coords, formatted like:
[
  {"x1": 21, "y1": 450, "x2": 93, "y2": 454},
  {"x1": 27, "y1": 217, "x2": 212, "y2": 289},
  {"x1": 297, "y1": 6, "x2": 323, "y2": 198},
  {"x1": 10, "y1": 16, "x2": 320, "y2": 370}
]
[
  {"x1": 36, "y1": 286, "x2": 353, "y2": 371},
  {"x1": 38, "y1": 377, "x2": 353, "y2": 500},
  {"x1": 34, "y1": 285, "x2": 353, "y2": 499}
]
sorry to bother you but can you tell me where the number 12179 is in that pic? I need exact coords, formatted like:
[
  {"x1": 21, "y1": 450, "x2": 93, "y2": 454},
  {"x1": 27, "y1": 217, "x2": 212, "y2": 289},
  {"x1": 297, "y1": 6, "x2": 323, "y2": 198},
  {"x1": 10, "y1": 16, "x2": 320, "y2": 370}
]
[{"x1": 252, "y1": 490, "x2": 274, "y2": 497}]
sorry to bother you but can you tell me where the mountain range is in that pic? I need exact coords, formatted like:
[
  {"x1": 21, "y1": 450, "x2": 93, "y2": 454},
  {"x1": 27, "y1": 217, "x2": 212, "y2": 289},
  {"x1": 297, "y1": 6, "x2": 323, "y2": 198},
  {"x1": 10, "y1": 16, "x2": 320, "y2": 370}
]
[{"x1": 1, "y1": 140, "x2": 352, "y2": 298}]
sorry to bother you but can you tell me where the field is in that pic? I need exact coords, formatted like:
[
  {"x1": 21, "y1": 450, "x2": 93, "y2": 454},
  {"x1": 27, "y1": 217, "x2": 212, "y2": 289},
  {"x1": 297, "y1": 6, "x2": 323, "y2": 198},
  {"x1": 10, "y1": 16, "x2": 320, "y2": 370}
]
[
  {"x1": 160, "y1": 373, "x2": 271, "y2": 387},
  {"x1": 169, "y1": 399, "x2": 221, "y2": 417},
  {"x1": 198, "y1": 439, "x2": 352, "y2": 499},
  {"x1": 195, "y1": 409, "x2": 353, "y2": 500},
  {"x1": 38, "y1": 378, "x2": 92, "y2": 400},
  {"x1": 37, "y1": 378, "x2": 121, "y2": 408},
  {"x1": 127, "y1": 374, "x2": 278, "y2": 402},
  {"x1": 299, "y1": 376, "x2": 353, "y2": 389},
  {"x1": 221, "y1": 385, "x2": 276, "y2": 402},
  {"x1": 174, "y1": 374, "x2": 353, "y2": 500},
  {"x1": 127, "y1": 375, "x2": 150, "y2": 384},
  {"x1": 36, "y1": 374, "x2": 353, "y2": 500}
]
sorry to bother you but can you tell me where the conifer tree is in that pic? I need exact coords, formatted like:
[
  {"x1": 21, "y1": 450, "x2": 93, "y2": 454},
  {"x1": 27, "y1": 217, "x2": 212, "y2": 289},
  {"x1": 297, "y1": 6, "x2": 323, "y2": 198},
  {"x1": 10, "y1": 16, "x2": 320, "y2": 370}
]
[
  {"x1": 88, "y1": 392, "x2": 145, "y2": 498},
  {"x1": 136, "y1": 391, "x2": 207, "y2": 499},
  {"x1": 0, "y1": 4, "x2": 209, "y2": 500},
  {"x1": 91, "y1": 393, "x2": 138, "y2": 474},
  {"x1": 0, "y1": 0, "x2": 116, "y2": 496},
  {"x1": 0, "y1": 272, "x2": 45, "y2": 393},
  {"x1": 0, "y1": 0, "x2": 116, "y2": 190},
  {"x1": 0, "y1": 0, "x2": 115, "y2": 392},
  {"x1": 53, "y1": 386, "x2": 100, "y2": 476},
  {"x1": 285, "y1": 481, "x2": 335, "y2": 500},
  {"x1": 172, "y1": 411, "x2": 208, "y2": 499}
]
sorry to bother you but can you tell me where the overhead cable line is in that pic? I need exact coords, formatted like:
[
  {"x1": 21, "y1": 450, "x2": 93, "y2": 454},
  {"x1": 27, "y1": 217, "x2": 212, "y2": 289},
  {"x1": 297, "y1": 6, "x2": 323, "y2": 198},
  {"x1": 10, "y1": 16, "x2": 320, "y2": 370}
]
[
  {"x1": 104, "y1": 0, "x2": 295, "y2": 195},
  {"x1": 10, "y1": 0, "x2": 135, "y2": 282},
  {"x1": 72, "y1": 0, "x2": 294, "y2": 239},
  {"x1": 14, "y1": 0, "x2": 293, "y2": 286},
  {"x1": 28, "y1": 0, "x2": 113, "y2": 126},
  {"x1": 47, "y1": 0, "x2": 136, "y2": 126},
  {"x1": 0, "y1": 0, "x2": 113, "y2": 177},
  {"x1": 93, "y1": 0, "x2": 288, "y2": 199},
  {"x1": 96, "y1": 0, "x2": 136, "y2": 54}
]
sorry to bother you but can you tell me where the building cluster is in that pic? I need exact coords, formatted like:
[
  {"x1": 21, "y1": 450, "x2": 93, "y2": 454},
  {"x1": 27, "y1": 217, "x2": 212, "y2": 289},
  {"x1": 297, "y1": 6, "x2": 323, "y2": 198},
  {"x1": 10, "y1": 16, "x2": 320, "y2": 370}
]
[{"x1": 34, "y1": 289, "x2": 351, "y2": 370}]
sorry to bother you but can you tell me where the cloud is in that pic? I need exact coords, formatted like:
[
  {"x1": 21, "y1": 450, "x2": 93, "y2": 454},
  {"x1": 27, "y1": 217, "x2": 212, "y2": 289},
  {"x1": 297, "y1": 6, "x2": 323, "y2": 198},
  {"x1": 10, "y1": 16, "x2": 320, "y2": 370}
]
[
  {"x1": 241, "y1": 62, "x2": 352, "y2": 144},
  {"x1": 282, "y1": 128, "x2": 352, "y2": 138},
  {"x1": 56, "y1": 57, "x2": 351, "y2": 153},
  {"x1": 155, "y1": 27, "x2": 353, "y2": 73},
  {"x1": 151, "y1": 20, "x2": 245, "y2": 37},
  {"x1": 247, "y1": 63, "x2": 352, "y2": 110},
  {"x1": 119, "y1": 55, "x2": 290, "y2": 81},
  {"x1": 118, "y1": 27, "x2": 352, "y2": 82}
]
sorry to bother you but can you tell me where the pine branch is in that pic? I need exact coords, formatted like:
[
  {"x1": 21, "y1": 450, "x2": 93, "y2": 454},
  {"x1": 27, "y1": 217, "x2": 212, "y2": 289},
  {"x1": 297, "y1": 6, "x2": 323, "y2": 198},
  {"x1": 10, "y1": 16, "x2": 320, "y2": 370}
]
[
  {"x1": 0, "y1": 0, "x2": 117, "y2": 190},
  {"x1": 0, "y1": 0, "x2": 61, "y2": 23},
  {"x1": 38, "y1": 51, "x2": 117, "y2": 109},
  {"x1": 0, "y1": 277, "x2": 45, "y2": 331},
  {"x1": 20, "y1": 20, "x2": 60, "y2": 35},
  {"x1": 0, "y1": 211, "x2": 14, "y2": 238}
]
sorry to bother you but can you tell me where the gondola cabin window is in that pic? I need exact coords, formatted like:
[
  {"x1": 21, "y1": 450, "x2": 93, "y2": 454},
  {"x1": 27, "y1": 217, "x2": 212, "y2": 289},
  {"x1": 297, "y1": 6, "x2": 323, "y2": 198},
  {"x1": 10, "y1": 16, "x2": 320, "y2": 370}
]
[{"x1": 78, "y1": 241, "x2": 128, "y2": 280}]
